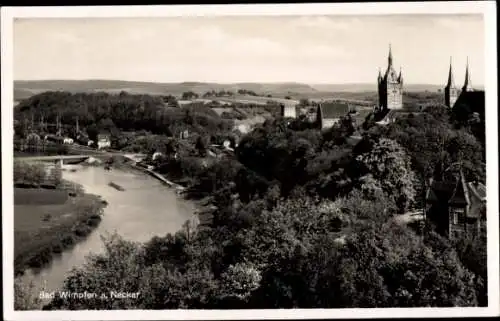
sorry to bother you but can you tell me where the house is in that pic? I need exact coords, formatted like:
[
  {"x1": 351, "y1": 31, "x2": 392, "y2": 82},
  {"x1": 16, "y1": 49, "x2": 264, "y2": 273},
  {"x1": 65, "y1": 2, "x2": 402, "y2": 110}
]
[
  {"x1": 425, "y1": 171, "x2": 486, "y2": 240},
  {"x1": 280, "y1": 103, "x2": 296, "y2": 119},
  {"x1": 97, "y1": 134, "x2": 111, "y2": 150},
  {"x1": 63, "y1": 137, "x2": 74, "y2": 145},
  {"x1": 180, "y1": 129, "x2": 189, "y2": 140},
  {"x1": 316, "y1": 102, "x2": 350, "y2": 129}
]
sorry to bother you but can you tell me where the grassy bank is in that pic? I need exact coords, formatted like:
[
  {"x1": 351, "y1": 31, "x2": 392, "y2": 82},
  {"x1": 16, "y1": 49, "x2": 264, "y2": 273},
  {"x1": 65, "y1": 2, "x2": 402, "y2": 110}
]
[{"x1": 14, "y1": 187, "x2": 106, "y2": 276}]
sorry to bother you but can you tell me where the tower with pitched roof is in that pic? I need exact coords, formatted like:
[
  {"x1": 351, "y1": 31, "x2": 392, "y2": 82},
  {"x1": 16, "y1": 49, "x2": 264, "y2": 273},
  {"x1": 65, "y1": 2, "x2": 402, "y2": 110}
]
[
  {"x1": 377, "y1": 44, "x2": 404, "y2": 111},
  {"x1": 444, "y1": 57, "x2": 459, "y2": 108}
]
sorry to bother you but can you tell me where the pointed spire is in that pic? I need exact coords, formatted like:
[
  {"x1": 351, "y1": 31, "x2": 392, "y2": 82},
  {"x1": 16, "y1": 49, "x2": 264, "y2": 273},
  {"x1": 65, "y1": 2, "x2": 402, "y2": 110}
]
[
  {"x1": 378, "y1": 67, "x2": 382, "y2": 81},
  {"x1": 463, "y1": 56, "x2": 472, "y2": 91},
  {"x1": 398, "y1": 66, "x2": 403, "y2": 82},
  {"x1": 388, "y1": 43, "x2": 393, "y2": 67},
  {"x1": 446, "y1": 56, "x2": 455, "y2": 88}
]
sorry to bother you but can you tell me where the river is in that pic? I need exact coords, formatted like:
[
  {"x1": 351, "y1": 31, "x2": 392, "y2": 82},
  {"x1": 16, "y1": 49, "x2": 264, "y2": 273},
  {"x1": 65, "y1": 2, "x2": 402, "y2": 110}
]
[{"x1": 19, "y1": 165, "x2": 198, "y2": 300}]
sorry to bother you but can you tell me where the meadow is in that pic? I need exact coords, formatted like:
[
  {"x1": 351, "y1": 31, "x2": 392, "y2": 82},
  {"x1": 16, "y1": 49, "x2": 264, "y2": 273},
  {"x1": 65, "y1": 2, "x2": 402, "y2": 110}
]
[{"x1": 14, "y1": 187, "x2": 105, "y2": 276}]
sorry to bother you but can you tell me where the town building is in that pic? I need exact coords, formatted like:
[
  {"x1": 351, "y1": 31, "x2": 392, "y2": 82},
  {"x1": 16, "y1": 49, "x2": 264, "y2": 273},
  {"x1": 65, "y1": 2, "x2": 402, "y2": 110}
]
[
  {"x1": 63, "y1": 137, "x2": 74, "y2": 145},
  {"x1": 280, "y1": 103, "x2": 296, "y2": 119},
  {"x1": 425, "y1": 171, "x2": 486, "y2": 240},
  {"x1": 180, "y1": 129, "x2": 189, "y2": 140},
  {"x1": 97, "y1": 133, "x2": 111, "y2": 150},
  {"x1": 377, "y1": 45, "x2": 404, "y2": 111},
  {"x1": 316, "y1": 101, "x2": 350, "y2": 130}
]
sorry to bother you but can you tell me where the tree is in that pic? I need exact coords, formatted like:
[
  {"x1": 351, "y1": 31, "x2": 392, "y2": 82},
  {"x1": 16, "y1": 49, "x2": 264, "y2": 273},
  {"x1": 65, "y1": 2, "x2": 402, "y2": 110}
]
[
  {"x1": 195, "y1": 136, "x2": 208, "y2": 157},
  {"x1": 219, "y1": 262, "x2": 262, "y2": 302},
  {"x1": 355, "y1": 138, "x2": 417, "y2": 212},
  {"x1": 47, "y1": 233, "x2": 145, "y2": 310},
  {"x1": 182, "y1": 91, "x2": 199, "y2": 100},
  {"x1": 455, "y1": 236, "x2": 487, "y2": 306},
  {"x1": 86, "y1": 123, "x2": 99, "y2": 144},
  {"x1": 299, "y1": 98, "x2": 309, "y2": 107},
  {"x1": 14, "y1": 277, "x2": 43, "y2": 310}
]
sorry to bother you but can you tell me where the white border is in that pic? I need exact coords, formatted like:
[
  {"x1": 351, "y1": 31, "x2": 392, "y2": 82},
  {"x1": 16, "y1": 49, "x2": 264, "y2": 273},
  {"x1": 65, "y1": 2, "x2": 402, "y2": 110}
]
[{"x1": 2, "y1": 2, "x2": 498, "y2": 320}]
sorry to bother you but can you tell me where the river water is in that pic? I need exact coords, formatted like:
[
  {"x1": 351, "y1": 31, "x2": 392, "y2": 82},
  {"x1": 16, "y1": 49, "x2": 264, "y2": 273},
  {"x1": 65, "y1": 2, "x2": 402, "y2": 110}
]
[{"x1": 20, "y1": 165, "x2": 197, "y2": 299}]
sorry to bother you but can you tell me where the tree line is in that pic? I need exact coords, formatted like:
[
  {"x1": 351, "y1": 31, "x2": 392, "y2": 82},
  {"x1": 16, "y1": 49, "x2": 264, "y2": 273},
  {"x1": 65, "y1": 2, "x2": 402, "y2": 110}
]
[{"x1": 14, "y1": 91, "x2": 235, "y2": 147}]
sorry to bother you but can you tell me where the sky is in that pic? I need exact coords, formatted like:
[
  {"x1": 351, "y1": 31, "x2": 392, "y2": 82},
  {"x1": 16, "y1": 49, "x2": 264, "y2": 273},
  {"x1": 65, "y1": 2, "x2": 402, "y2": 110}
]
[{"x1": 13, "y1": 14, "x2": 485, "y2": 85}]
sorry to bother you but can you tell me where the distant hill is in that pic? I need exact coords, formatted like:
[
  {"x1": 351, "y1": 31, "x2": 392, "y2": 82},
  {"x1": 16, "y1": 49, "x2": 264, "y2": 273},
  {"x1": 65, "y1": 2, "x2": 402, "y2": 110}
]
[
  {"x1": 13, "y1": 80, "x2": 318, "y2": 101},
  {"x1": 310, "y1": 83, "x2": 448, "y2": 93},
  {"x1": 14, "y1": 79, "x2": 469, "y2": 102}
]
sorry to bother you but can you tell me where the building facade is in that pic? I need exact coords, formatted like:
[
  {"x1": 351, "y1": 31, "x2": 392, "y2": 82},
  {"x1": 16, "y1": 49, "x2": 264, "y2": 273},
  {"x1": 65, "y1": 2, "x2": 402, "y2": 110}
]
[
  {"x1": 377, "y1": 45, "x2": 404, "y2": 111},
  {"x1": 280, "y1": 103, "x2": 297, "y2": 119},
  {"x1": 97, "y1": 134, "x2": 111, "y2": 150},
  {"x1": 425, "y1": 172, "x2": 486, "y2": 240}
]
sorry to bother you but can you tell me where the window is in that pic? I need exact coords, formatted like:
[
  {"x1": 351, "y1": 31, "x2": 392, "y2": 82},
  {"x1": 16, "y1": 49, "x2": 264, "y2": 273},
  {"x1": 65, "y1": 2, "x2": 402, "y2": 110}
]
[{"x1": 451, "y1": 208, "x2": 465, "y2": 225}]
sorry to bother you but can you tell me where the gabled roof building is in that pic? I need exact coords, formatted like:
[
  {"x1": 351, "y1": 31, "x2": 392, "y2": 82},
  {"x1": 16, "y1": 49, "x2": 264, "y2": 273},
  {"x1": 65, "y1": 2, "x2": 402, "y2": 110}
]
[
  {"x1": 425, "y1": 171, "x2": 486, "y2": 240},
  {"x1": 316, "y1": 102, "x2": 350, "y2": 129}
]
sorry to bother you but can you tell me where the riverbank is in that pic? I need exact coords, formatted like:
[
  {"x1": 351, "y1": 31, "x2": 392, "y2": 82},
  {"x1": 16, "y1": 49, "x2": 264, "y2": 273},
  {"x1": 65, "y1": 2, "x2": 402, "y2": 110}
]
[
  {"x1": 125, "y1": 161, "x2": 186, "y2": 191},
  {"x1": 14, "y1": 186, "x2": 107, "y2": 276}
]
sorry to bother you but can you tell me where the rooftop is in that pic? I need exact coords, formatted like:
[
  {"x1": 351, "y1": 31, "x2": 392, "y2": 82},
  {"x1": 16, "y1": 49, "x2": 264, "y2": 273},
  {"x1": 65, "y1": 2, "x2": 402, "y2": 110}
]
[
  {"x1": 453, "y1": 90, "x2": 485, "y2": 117},
  {"x1": 426, "y1": 176, "x2": 486, "y2": 218},
  {"x1": 319, "y1": 102, "x2": 350, "y2": 119}
]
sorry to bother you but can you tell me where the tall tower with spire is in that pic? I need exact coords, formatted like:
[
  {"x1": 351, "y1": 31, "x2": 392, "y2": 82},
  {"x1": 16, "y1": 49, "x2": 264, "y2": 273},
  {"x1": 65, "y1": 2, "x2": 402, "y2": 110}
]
[
  {"x1": 444, "y1": 57, "x2": 458, "y2": 108},
  {"x1": 462, "y1": 57, "x2": 473, "y2": 92},
  {"x1": 377, "y1": 44, "x2": 404, "y2": 111}
]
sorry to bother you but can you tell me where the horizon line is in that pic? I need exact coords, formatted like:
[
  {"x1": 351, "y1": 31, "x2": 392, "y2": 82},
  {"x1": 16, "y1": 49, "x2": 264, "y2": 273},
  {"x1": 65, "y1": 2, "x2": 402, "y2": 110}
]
[{"x1": 13, "y1": 78, "x2": 485, "y2": 87}]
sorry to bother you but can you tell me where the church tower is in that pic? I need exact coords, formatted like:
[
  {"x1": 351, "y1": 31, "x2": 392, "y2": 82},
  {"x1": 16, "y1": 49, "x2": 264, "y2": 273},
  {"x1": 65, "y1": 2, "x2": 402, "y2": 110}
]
[
  {"x1": 444, "y1": 57, "x2": 458, "y2": 108},
  {"x1": 462, "y1": 57, "x2": 473, "y2": 92},
  {"x1": 377, "y1": 44, "x2": 404, "y2": 111}
]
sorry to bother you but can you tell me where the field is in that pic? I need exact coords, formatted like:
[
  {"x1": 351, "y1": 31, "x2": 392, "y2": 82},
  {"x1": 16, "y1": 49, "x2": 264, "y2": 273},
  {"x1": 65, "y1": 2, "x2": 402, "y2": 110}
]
[
  {"x1": 215, "y1": 95, "x2": 299, "y2": 106},
  {"x1": 14, "y1": 188, "x2": 68, "y2": 205},
  {"x1": 14, "y1": 187, "x2": 105, "y2": 275},
  {"x1": 177, "y1": 94, "x2": 299, "y2": 107}
]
